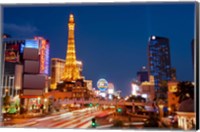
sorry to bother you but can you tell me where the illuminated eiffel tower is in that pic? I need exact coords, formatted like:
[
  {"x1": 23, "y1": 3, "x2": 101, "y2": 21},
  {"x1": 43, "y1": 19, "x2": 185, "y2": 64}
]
[
  {"x1": 62, "y1": 14, "x2": 81, "y2": 81},
  {"x1": 56, "y1": 14, "x2": 92, "y2": 100}
]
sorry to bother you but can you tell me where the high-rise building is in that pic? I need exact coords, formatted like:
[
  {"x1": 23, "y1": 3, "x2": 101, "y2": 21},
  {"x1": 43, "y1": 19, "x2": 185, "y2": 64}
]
[
  {"x1": 22, "y1": 38, "x2": 50, "y2": 95},
  {"x1": 137, "y1": 66, "x2": 149, "y2": 83},
  {"x1": 50, "y1": 58, "x2": 65, "y2": 90},
  {"x1": 148, "y1": 36, "x2": 171, "y2": 98},
  {"x1": 2, "y1": 36, "x2": 50, "y2": 113}
]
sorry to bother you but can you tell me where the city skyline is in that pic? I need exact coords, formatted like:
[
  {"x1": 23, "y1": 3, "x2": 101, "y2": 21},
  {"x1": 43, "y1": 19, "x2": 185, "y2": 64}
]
[{"x1": 3, "y1": 3, "x2": 195, "y2": 96}]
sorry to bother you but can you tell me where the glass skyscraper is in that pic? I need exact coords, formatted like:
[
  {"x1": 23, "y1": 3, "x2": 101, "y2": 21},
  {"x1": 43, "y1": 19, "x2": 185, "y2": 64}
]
[{"x1": 148, "y1": 36, "x2": 171, "y2": 98}]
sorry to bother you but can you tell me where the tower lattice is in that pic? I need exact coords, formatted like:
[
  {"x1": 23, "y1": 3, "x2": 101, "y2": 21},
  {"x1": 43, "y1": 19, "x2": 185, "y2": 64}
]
[{"x1": 62, "y1": 14, "x2": 80, "y2": 81}]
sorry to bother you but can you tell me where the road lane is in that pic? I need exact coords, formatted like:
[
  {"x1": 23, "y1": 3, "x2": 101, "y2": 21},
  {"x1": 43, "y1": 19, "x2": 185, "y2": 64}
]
[{"x1": 3, "y1": 107, "x2": 113, "y2": 129}]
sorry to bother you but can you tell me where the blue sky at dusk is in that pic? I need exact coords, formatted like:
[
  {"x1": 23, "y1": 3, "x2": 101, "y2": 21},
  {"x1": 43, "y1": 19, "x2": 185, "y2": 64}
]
[{"x1": 3, "y1": 3, "x2": 195, "y2": 97}]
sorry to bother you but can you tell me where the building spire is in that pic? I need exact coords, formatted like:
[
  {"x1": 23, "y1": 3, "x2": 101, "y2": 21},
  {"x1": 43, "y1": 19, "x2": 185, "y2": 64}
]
[
  {"x1": 69, "y1": 14, "x2": 74, "y2": 23},
  {"x1": 62, "y1": 14, "x2": 80, "y2": 81}
]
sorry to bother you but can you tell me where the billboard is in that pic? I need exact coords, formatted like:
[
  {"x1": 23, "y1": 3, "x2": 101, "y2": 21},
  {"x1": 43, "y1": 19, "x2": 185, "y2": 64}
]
[
  {"x1": 5, "y1": 43, "x2": 20, "y2": 63},
  {"x1": 25, "y1": 39, "x2": 39, "y2": 49}
]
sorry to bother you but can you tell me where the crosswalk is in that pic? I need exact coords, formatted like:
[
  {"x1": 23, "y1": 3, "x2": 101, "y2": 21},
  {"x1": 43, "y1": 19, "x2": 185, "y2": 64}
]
[{"x1": 11, "y1": 109, "x2": 102, "y2": 129}]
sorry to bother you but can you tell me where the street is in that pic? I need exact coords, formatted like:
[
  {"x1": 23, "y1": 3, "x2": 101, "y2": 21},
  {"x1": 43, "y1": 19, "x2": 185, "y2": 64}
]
[{"x1": 1, "y1": 107, "x2": 113, "y2": 129}]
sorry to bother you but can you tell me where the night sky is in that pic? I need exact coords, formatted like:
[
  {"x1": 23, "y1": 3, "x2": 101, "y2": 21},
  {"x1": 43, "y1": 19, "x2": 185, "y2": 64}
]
[{"x1": 3, "y1": 3, "x2": 195, "y2": 97}]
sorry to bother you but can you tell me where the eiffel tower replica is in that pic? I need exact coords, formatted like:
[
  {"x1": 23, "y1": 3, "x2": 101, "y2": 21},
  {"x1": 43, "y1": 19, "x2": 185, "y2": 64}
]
[{"x1": 57, "y1": 14, "x2": 91, "y2": 100}]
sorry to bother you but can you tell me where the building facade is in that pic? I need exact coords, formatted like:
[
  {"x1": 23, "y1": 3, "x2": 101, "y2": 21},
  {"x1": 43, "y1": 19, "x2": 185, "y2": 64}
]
[
  {"x1": 2, "y1": 37, "x2": 50, "y2": 113},
  {"x1": 50, "y1": 58, "x2": 65, "y2": 90},
  {"x1": 148, "y1": 36, "x2": 171, "y2": 99},
  {"x1": 167, "y1": 80, "x2": 179, "y2": 113},
  {"x1": 137, "y1": 66, "x2": 149, "y2": 83},
  {"x1": 139, "y1": 75, "x2": 155, "y2": 102},
  {"x1": 2, "y1": 39, "x2": 25, "y2": 98}
]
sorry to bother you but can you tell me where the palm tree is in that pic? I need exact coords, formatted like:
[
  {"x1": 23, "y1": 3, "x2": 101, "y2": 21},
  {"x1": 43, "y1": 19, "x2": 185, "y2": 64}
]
[{"x1": 174, "y1": 81, "x2": 194, "y2": 103}]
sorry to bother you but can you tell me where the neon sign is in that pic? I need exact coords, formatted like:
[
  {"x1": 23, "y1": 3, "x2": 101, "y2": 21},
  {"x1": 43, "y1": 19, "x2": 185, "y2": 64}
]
[
  {"x1": 33, "y1": 37, "x2": 49, "y2": 75},
  {"x1": 40, "y1": 39, "x2": 46, "y2": 74}
]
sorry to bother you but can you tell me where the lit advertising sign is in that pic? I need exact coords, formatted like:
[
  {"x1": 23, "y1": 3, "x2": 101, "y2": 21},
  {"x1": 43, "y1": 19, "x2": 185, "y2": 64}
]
[
  {"x1": 97, "y1": 78, "x2": 108, "y2": 92},
  {"x1": 45, "y1": 41, "x2": 49, "y2": 75},
  {"x1": 40, "y1": 39, "x2": 46, "y2": 74},
  {"x1": 131, "y1": 83, "x2": 139, "y2": 96},
  {"x1": 25, "y1": 39, "x2": 39, "y2": 49},
  {"x1": 5, "y1": 44, "x2": 20, "y2": 63},
  {"x1": 39, "y1": 39, "x2": 49, "y2": 75},
  {"x1": 108, "y1": 88, "x2": 114, "y2": 94},
  {"x1": 99, "y1": 92, "x2": 106, "y2": 98}
]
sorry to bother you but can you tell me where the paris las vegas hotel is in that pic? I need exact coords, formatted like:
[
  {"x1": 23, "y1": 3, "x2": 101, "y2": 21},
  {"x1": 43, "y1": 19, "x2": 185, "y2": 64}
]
[
  {"x1": 1, "y1": 14, "x2": 94, "y2": 110},
  {"x1": 48, "y1": 14, "x2": 93, "y2": 100}
]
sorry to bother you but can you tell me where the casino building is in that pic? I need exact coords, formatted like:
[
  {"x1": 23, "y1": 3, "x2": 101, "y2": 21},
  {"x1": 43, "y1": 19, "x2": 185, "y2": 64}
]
[{"x1": 2, "y1": 36, "x2": 50, "y2": 112}]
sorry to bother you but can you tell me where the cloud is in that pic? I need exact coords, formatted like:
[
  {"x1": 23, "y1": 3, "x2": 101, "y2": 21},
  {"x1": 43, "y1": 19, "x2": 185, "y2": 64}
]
[{"x1": 3, "y1": 23, "x2": 39, "y2": 38}]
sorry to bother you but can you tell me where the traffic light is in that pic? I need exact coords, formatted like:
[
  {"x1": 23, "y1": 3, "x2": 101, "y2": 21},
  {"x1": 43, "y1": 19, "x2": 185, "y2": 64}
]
[
  {"x1": 91, "y1": 118, "x2": 96, "y2": 128},
  {"x1": 117, "y1": 108, "x2": 122, "y2": 113},
  {"x1": 89, "y1": 103, "x2": 93, "y2": 107}
]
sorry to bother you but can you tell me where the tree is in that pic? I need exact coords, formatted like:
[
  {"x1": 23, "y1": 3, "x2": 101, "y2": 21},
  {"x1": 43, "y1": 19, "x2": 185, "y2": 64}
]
[{"x1": 174, "y1": 81, "x2": 194, "y2": 103}]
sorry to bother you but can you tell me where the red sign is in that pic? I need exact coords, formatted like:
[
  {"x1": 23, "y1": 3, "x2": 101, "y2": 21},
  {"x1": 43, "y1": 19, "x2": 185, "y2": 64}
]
[
  {"x1": 5, "y1": 44, "x2": 20, "y2": 62},
  {"x1": 40, "y1": 40, "x2": 46, "y2": 73}
]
